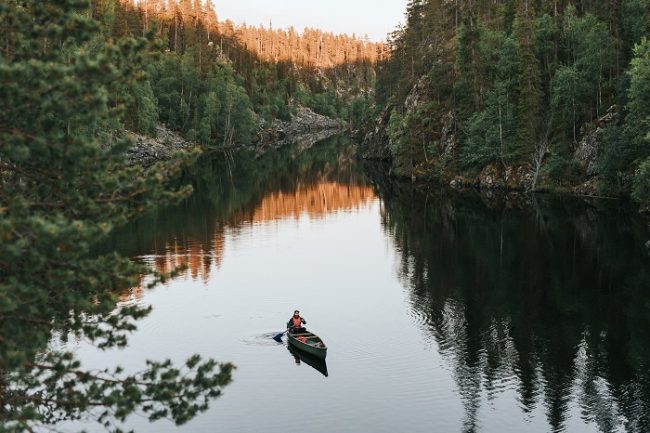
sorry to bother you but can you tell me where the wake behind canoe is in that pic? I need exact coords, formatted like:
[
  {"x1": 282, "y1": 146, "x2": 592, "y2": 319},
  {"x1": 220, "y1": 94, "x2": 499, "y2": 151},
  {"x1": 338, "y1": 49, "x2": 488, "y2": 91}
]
[{"x1": 287, "y1": 331, "x2": 327, "y2": 359}]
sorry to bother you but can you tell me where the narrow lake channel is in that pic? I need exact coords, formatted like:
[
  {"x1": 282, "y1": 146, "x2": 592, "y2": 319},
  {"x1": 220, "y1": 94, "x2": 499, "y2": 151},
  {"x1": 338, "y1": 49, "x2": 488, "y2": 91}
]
[{"x1": 62, "y1": 134, "x2": 650, "y2": 433}]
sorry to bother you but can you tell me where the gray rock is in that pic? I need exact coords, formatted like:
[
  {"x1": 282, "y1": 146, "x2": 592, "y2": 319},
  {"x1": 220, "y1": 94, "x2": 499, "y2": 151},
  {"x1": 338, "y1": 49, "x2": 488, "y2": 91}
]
[
  {"x1": 126, "y1": 125, "x2": 194, "y2": 168},
  {"x1": 252, "y1": 106, "x2": 344, "y2": 154},
  {"x1": 362, "y1": 104, "x2": 392, "y2": 160},
  {"x1": 440, "y1": 111, "x2": 458, "y2": 159},
  {"x1": 574, "y1": 106, "x2": 619, "y2": 176}
]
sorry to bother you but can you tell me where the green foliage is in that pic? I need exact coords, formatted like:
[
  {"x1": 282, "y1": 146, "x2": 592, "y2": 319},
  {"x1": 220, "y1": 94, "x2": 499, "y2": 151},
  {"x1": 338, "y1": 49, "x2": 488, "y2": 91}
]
[
  {"x1": 551, "y1": 65, "x2": 587, "y2": 142},
  {"x1": 462, "y1": 36, "x2": 521, "y2": 167},
  {"x1": 622, "y1": 0, "x2": 650, "y2": 53},
  {"x1": 349, "y1": 97, "x2": 375, "y2": 130},
  {"x1": 129, "y1": 78, "x2": 159, "y2": 135},
  {"x1": 545, "y1": 154, "x2": 583, "y2": 186},
  {"x1": 625, "y1": 38, "x2": 650, "y2": 154},
  {"x1": 387, "y1": 110, "x2": 406, "y2": 154},
  {"x1": 513, "y1": 6, "x2": 543, "y2": 150},
  {"x1": 597, "y1": 124, "x2": 632, "y2": 194},
  {"x1": 0, "y1": 1, "x2": 232, "y2": 431},
  {"x1": 250, "y1": 65, "x2": 294, "y2": 122},
  {"x1": 295, "y1": 84, "x2": 339, "y2": 118},
  {"x1": 200, "y1": 63, "x2": 255, "y2": 147},
  {"x1": 148, "y1": 53, "x2": 255, "y2": 147},
  {"x1": 387, "y1": 106, "x2": 433, "y2": 175},
  {"x1": 602, "y1": 38, "x2": 650, "y2": 195},
  {"x1": 376, "y1": 0, "x2": 649, "y2": 200}
]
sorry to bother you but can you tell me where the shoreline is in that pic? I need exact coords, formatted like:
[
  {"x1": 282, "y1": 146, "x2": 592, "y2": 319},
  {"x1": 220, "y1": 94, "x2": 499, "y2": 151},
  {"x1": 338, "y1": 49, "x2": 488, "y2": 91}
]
[{"x1": 126, "y1": 106, "x2": 345, "y2": 167}]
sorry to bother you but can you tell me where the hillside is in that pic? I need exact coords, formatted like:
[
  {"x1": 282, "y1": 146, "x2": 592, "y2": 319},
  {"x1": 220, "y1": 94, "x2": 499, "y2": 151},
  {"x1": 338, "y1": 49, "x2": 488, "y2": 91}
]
[{"x1": 367, "y1": 0, "x2": 650, "y2": 210}]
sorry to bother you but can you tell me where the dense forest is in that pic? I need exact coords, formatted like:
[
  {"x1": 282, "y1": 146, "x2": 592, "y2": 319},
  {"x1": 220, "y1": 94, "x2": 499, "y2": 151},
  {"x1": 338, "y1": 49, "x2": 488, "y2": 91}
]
[
  {"x1": 372, "y1": 0, "x2": 650, "y2": 209},
  {"x1": 92, "y1": 0, "x2": 382, "y2": 145},
  {"x1": 0, "y1": 1, "x2": 380, "y2": 431}
]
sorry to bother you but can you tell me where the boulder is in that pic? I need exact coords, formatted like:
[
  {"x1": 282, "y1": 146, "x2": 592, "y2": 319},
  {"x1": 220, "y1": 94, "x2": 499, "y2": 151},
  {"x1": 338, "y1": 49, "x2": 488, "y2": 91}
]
[
  {"x1": 479, "y1": 164, "x2": 505, "y2": 189},
  {"x1": 449, "y1": 175, "x2": 476, "y2": 189},
  {"x1": 504, "y1": 165, "x2": 533, "y2": 191}
]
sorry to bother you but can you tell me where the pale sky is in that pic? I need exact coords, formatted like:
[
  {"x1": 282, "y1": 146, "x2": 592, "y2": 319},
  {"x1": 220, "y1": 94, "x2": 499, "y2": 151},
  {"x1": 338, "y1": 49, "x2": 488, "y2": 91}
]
[{"x1": 211, "y1": 0, "x2": 408, "y2": 41}]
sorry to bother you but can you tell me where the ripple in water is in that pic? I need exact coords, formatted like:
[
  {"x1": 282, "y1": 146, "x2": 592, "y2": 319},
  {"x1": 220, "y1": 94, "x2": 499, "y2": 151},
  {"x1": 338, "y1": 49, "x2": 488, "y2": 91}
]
[{"x1": 241, "y1": 331, "x2": 286, "y2": 347}]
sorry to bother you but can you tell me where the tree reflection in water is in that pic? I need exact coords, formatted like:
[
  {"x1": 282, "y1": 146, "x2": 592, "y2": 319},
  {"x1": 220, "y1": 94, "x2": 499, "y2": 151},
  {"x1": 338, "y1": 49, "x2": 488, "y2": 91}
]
[
  {"x1": 107, "y1": 134, "x2": 373, "y2": 289},
  {"x1": 369, "y1": 167, "x2": 650, "y2": 433}
]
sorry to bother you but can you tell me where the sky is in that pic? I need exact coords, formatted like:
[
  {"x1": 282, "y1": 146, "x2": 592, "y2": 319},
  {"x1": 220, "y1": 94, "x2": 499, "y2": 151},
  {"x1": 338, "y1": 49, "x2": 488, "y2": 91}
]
[{"x1": 211, "y1": 0, "x2": 409, "y2": 41}]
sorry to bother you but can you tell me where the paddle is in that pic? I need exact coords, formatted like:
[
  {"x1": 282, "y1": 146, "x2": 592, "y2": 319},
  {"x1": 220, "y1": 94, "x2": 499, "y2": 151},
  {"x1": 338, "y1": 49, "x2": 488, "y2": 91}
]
[{"x1": 273, "y1": 330, "x2": 287, "y2": 342}]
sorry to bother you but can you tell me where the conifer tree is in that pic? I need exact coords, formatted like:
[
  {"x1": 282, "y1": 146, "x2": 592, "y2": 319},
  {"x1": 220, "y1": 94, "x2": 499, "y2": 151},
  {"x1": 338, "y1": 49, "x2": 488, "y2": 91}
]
[
  {"x1": 628, "y1": 38, "x2": 650, "y2": 204},
  {"x1": 0, "y1": 1, "x2": 232, "y2": 431},
  {"x1": 514, "y1": 1, "x2": 543, "y2": 157}
]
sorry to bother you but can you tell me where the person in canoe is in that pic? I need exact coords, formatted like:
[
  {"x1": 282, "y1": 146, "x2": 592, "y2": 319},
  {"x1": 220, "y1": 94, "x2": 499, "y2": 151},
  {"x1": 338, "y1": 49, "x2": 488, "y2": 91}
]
[{"x1": 287, "y1": 310, "x2": 307, "y2": 334}]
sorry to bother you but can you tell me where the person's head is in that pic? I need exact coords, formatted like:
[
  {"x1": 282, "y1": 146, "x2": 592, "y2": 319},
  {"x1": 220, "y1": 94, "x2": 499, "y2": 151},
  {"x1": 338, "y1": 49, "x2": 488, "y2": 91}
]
[{"x1": 293, "y1": 310, "x2": 300, "y2": 317}]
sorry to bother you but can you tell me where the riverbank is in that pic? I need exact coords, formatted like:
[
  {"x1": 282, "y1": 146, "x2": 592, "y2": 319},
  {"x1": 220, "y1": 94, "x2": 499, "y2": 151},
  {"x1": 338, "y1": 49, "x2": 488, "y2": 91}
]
[
  {"x1": 250, "y1": 106, "x2": 345, "y2": 155},
  {"x1": 126, "y1": 125, "x2": 196, "y2": 168},
  {"x1": 360, "y1": 108, "x2": 650, "y2": 218},
  {"x1": 127, "y1": 106, "x2": 345, "y2": 167}
]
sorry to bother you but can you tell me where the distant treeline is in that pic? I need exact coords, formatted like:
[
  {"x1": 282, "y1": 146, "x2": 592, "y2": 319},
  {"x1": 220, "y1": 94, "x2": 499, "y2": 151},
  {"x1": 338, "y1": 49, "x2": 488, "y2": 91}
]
[
  {"x1": 94, "y1": 0, "x2": 382, "y2": 146},
  {"x1": 374, "y1": 0, "x2": 650, "y2": 206}
]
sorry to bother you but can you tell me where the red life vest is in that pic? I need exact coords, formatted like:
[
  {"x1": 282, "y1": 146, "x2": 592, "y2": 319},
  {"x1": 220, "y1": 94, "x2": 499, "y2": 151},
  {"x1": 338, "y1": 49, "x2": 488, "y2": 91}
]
[{"x1": 291, "y1": 316, "x2": 302, "y2": 328}]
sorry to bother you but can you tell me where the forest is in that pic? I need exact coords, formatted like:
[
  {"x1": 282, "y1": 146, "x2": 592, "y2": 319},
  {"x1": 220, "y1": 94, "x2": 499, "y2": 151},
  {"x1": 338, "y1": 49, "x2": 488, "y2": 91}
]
[
  {"x1": 373, "y1": 0, "x2": 650, "y2": 209},
  {"x1": 1, "y1": 0, "x2": 649, "y2": 431},
  {"x1": 93, "y1": 0, "x2": 382, "y2": 145}
]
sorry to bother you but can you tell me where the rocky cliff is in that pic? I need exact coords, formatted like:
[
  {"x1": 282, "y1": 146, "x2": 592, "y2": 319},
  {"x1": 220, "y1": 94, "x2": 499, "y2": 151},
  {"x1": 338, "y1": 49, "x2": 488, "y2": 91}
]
[
  {"x1": 364, "y1": 75, "x2": 625, "y2": 199},
  {"x1": 361, "y1": 104, "x2": 392, "y2": 160}
]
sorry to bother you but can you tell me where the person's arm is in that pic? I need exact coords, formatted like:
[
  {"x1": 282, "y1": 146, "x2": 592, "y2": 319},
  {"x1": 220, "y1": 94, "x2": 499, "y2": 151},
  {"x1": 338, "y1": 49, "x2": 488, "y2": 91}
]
[{"x1": 301, "y1": 317, "x2": 306, "y2": 325}]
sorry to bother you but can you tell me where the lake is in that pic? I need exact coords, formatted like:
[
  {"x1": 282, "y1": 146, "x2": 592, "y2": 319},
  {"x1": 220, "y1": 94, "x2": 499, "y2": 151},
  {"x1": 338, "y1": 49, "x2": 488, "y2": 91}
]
[{"x1": 61, "y1": 134, "x2": 650, "y2": 433}]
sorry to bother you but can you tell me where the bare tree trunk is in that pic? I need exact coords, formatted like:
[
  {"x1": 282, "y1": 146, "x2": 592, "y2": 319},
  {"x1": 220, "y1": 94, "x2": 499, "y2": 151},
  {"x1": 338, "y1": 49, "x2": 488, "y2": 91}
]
[
  {"x1": 531, "y1": 116, "x2": 552, "y2": 191},
  {"x1": 223, "y1": 101, "x2": 233, "y2": 147},
  {"x1": 498, "y1": 104, "x2": 504, "y2": 156},
  {"x1": 174, "y1": 14, "x2": 179, "y2": 52}
]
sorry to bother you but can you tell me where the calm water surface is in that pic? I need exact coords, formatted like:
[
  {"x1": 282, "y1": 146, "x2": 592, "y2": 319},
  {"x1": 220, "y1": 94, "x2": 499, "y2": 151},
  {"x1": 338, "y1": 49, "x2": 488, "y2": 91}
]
[{"x1": 64, "y1": 135, "x2": 650, "y2": 433}]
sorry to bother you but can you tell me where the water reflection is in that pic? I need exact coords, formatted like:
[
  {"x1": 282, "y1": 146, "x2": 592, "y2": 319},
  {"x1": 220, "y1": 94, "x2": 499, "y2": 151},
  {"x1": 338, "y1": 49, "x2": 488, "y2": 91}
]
[
  {"x1": 288, "y1": 344, "x2": 329, "y2": 377},
  {"x1": 102, "y1": 135, "x2": 650, "y2": 433},
  {"x1": 109, "y1": 134, "x2": 374, "y2": 289},
  {"x1": 369, "y1": 167, "x2": 650, "y2": 433}
]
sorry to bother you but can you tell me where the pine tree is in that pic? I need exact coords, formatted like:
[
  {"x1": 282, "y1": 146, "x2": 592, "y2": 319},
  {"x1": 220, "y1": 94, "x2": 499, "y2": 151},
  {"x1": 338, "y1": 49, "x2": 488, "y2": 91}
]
[
  {"x1": 0, "y1": 1, "x2": 232, "y2": 431},
  {"x1": 514, "y1": 0, "x2": 543, "y2": 157},
  {"x1": 628, "y1": 38, "x2": 650, "y2": 204}
]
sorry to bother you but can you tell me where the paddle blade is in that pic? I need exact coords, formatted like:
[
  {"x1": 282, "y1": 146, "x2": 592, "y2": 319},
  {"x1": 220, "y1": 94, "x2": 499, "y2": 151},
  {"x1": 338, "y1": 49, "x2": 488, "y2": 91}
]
[{"x1": 273, "y1": 332, "x2": 284, "y2": 342}]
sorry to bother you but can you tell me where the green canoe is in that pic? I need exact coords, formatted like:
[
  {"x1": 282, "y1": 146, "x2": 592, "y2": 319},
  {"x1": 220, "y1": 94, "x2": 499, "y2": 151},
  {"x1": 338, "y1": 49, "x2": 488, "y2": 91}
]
[{"x1": 287, "y1": 331, "x2": 327, "y2": 359}]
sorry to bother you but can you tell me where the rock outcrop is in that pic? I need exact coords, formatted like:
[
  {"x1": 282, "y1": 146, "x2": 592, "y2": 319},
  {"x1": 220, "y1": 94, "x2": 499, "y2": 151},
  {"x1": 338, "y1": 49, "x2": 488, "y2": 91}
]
[
  {"x1": 127, "y1": 106, "x2": 344, "y2": 167},
  {"x1": 251, "y1": 106, "x2": 344, "y2": 155},
  {"x1": 362, "y1": 104, "x2": 392, "y2": 160},
  {"x1": 126, "y1": 125, "x2": 195, "y2": 168},
  {"x1": 573, "y1": 106, "x2": 619, "y2": 176},
  {"x1": 439, "y1": 111, "x2": 458, "y2": 161}
]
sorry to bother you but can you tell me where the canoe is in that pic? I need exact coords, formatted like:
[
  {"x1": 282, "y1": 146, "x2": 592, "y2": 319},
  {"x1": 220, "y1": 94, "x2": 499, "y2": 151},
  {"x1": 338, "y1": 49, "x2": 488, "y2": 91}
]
[
  {"x1": 287, "y1": 344, "x2": 328, "y2": 377},
  {"x1": 287, "y1": 331, "x2": 327, "y2": 359}
]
